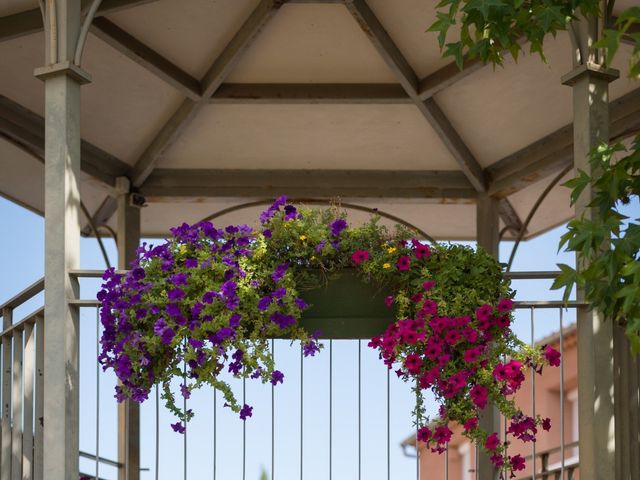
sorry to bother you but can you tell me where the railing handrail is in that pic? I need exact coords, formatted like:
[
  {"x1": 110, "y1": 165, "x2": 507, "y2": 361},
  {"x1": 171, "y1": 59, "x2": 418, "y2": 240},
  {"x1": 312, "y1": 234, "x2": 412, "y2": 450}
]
[
  {"x1": 0, "y1": 306, "x2": 44, "y2": 338},
  {"x1": 0, "y1": 277, "x2": 44, "y2": 313}
]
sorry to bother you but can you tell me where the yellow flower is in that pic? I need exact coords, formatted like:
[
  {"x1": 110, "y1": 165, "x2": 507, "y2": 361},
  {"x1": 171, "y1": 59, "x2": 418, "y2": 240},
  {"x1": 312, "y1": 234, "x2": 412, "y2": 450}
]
[
  {"x1": 383, "y1": 263, "x2": 391, "y2": 269},
  {"x1": 310, "y1": 256, "x2": 316, "y2": 261},
  {"x1": 299, "y1": 235, "x2": 307, "y2": 241},
  {"x1": 387, "y1": 247, "x2": 396, "y2": 254}
]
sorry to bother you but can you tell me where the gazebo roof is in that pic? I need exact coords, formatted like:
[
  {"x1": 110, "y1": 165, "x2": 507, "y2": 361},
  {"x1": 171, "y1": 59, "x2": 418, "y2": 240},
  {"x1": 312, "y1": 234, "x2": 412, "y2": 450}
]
[{"x1": 1, "y1": 0, "x2": 638, "y2": 239}]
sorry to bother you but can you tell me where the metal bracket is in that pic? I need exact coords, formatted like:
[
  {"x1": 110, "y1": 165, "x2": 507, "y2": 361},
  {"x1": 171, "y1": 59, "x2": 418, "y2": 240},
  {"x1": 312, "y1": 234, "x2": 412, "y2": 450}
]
[
  {"x1": 33, "y1": 61, "x2": 92, "y2": 84},
  {"x1": 561, "y1": 62, "x2": 620, "y2": 86}
]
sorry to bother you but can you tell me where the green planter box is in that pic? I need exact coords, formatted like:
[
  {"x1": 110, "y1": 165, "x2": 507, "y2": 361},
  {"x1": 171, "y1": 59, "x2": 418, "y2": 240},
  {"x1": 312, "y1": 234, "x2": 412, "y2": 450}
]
[{"x1": 298, "y1": 270, "x2": 394, "y2": 339}]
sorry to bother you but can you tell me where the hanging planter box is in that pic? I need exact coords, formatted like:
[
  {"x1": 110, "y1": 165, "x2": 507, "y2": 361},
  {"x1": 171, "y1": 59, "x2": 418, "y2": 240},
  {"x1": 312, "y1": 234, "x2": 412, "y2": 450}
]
[{"x1": 298, "y1": 270, "x2": 394, "y2": 339}]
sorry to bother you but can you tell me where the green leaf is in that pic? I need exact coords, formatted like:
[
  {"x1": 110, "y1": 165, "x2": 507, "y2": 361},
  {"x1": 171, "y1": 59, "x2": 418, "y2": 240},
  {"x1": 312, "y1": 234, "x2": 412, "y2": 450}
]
[
  {"x1": 564, "y1": 169, "x2": 590, "y2": 206},
  {"x1": 551, "y1": 264, "x2": 577, "y2": 303},
  {"x1": 594, "y1": 29, "x2": 622, "y2": 68},
  {"x1": 462, "y1": 0, "x2": 505, "y2": 20},
  {"x1": 444, "y1": 42, "x2": 464, "y2": 69}
]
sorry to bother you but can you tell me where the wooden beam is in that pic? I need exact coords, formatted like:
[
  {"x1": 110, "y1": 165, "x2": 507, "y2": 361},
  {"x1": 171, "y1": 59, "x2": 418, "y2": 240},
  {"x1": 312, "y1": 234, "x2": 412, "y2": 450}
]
[
  {"x1": 344, "y1": 0, "x2": 488, "y2": 192},
  {"x1": 489, "y1": 87, "x2": 640, "y2": 197},
  {"x1": 499, "y1": 198, "x2": 525, "y2": 235},
  {"x1": 80, "y1": 197, "x2": 118, "y2": 236},
  {"x1": 129, "y1": 0, "x2": 283, "y2": 188},
  {"x1": 0, "y1": 0, "x2": 159, "y2": 42},
  {"x1": 90, "y1": 18, "x2": 201, "y2": 100},
  {"x1": 0, "y1": 95, "x2": 129, "y2": 187},
  {"x1": 139, "y1": 169, "x2": 478, "y2": 199},
  {"x1": 210, "y1": 83, "x2": 411, "y2": 104},
  {"x1": 418, "y1": 57, "x2": 485, "y2": 100}
]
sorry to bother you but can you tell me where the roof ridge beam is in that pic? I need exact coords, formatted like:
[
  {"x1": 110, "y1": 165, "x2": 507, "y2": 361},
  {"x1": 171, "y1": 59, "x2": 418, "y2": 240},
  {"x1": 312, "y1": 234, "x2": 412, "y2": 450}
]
[{"x1": 210, "y1": 83, "x2": 411, "y2": 104}]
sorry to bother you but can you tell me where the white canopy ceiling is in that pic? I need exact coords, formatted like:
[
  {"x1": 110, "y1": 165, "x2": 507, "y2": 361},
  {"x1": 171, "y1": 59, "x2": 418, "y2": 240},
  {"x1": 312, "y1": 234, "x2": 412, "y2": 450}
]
[{"x1": 0, "y1": 0, "x2": 638, "y2": 239}]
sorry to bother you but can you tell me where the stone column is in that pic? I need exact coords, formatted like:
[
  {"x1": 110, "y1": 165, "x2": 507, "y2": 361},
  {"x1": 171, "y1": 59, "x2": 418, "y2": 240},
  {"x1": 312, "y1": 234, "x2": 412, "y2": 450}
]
[
  {"x1": 33, "y1": 1, "x2": 90, "y2": 478},
  {"x1": 116, "y1": 177, "x2": 141, "y2": 480},
  {"x1": 562, "y1": 12, "x2": 619, "y2": 480},
  {"x1": 476, "y1": 192, "x2": 500, "y2": 479}
]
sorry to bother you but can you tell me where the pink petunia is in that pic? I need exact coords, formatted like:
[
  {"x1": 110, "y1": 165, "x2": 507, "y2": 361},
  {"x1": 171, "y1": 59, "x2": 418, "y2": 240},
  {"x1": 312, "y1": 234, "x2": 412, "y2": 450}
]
[
  {"x1": 544, "y1": 345, "x2": 561, "y2": 367},
  {"x1": 496, "y1": 298, "x2": 514, "y2": 313},
  {"x1": 396, "y1": 255, "x2": 411, "y2": 271},
  {"x1": 510, "y1": 454, "x2": 526, "y2": 471},
  {"x1": 470, "y1": 384, "x2": 488, "y2": 409},
  {"x1": 422, "y1": 280, "x2": 436, "y2": 291},
  {"x1": 485, "y1": 432, "x2": 500, "y2": 450},
  {"x1": 463, "y1": 417, "x2": 479, "y2": 431},
  {"x1": 351, "y1": 250, "x2": 369, "y2": 265}
]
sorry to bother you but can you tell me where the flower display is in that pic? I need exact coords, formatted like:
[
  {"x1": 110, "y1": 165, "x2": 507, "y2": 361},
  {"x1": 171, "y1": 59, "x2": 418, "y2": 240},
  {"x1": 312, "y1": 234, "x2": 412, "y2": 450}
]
[{"x1": 98, "y1": 197, "x2": 560, "y2": 476}]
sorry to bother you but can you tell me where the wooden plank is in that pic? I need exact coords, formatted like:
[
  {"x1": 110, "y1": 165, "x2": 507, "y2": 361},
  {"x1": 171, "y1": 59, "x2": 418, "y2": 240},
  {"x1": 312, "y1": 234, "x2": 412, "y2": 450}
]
[
  {"x1": 130, "y1": 0, "x2": 285, "y2": 188},
  {"x1": 139, "y1": 169, "x2": 477, "y2": 199},
  {"x1": 1, "y1": 309, "x2": 12, "y2": 480},
  {"x1": 32, "y1": 316, "x2": 43, "y2": 480},
  {"x1": 11, "y1": 330, "x2": 22, "y2": 480},
  {"x1": 90, "y1": 18, "x2": 201, "y2": 100},
  {"x1": 210, "y1": 83, "x2": 411, "y2": 104},
  {"x1": 499, "y1": 198, "x2": 525, "y2": 235},
  {"x1": 21, "y1": 323, "x2": 34, "y2": 480},
  {"x1": 0, "y1": 0, "x2": 159, "y2": 43}
]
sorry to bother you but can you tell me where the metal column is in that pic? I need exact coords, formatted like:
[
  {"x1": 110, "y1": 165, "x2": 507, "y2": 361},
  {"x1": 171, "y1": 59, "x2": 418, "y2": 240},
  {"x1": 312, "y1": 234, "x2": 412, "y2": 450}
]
[
  {"x1": 476, "y1": 192, "x2": 500, "y2": 480},
  {"x1": 33, "y1": 1, "x2": 90, "y2": 478},
  {"x1": 116, "y1": 177, "x2": 141, "y2": 480},
  {"x1": 562, "y1": 11, "x2": 619, "y2": 480}
]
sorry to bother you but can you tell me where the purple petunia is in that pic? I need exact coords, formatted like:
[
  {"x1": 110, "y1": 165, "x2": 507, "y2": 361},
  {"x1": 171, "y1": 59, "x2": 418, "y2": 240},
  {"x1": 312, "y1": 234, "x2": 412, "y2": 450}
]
[
  {"x1": 271, "y1": 370, "x2": 284, "y2": 385},
  {"x1": 239, "y1": 404, "x2": 253, "y2": 420},
  {"x1": 329, "y1": 218, "x2": 347, "y2": 237}
]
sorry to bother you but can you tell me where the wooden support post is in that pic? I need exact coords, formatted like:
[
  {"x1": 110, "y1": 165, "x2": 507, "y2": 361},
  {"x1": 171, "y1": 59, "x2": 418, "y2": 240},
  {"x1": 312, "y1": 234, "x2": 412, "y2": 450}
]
[
  {"x1": 33, "y1": 1, "x2": 90, "y2": 478},
  {"x1": 476, "y1": 193, "x2": 500, "y2": 479},
  {"x1": 1, "y1": 308, "x2": 12, "y2": 480},
  {"x1": 116, "y1": 177, "x2": 141, "y2": 480},
  {"x1": 562, "y1": 12, "x2": 619, "y2": 480}
]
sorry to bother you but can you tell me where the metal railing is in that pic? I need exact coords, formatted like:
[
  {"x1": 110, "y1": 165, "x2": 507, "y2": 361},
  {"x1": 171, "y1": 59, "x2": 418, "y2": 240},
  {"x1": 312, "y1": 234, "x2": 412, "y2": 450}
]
[{"x1": 0, "y1": 270, "x2": 582, "y2": 479}]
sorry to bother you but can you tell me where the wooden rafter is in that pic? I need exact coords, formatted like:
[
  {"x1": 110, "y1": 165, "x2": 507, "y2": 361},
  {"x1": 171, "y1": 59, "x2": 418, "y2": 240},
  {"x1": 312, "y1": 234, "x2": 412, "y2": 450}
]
[
  {"x1": 0, "y1": 95, "x2": 129, "y2": 187},
  {"x1": 139, "y1": 169, "x2": 478, "y2": 199},
  {"x1": 489, "y1": 87, "x2": 640, "y2": 197}
]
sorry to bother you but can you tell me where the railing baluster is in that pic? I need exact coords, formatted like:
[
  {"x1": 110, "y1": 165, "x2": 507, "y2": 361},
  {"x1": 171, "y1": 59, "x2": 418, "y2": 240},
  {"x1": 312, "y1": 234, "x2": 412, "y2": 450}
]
[
  {"x1": 155, "y1": 386, "x2": 159, "y2": 480},
  {"x1": 22, "y1": 323, "x2": 35, "y2": 480},
  {"x1": 11, "y1": 327, "x2": 23, "y2": 480},
  {"x1": 358, "y1": 339, "x2": 361, "y2": 480},
  {"x1": 33, "y1": 316, "x2": 43, "y2": 480},
  {"x1": 386, "y1": 366, "x2": 390, "y2": 480},
  {"x1": 271, "y1": 339, "x2": 274, "y2": 480},
  {"x1": 329, "y1": 339, "x2": 332, "y2": 480},
  {"x1": 242, "y1": 376, "x2": 246, "y2": 480},
  {"x1": 530, "y1": 307, "x2": 536, "y2": 480},
  {"x1": 95, "y1": 308, "x2": 100, "y2": 480},
  {"x1": 559, "y1": 309, "x2": 565, "y2": 480},
  {"x1": 213, "y1": 386, "x2": 217, "y2": 480},
  {"x1": 2, "y1": 307, "x2": 13, "y2": 480},
  {"x1": 300, "y1": 342, "x2": 303, "y2": 480}
]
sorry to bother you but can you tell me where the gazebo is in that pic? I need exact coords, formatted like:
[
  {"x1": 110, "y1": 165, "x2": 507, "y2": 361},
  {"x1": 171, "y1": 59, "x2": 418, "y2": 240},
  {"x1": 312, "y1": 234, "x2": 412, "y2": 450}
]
[{"x1": 0, "y1": 0, "x2": 638, "y2": 479}]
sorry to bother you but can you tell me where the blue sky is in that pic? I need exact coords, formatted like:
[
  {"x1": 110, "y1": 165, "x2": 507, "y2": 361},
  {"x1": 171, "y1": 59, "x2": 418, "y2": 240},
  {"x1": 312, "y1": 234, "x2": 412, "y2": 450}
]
[{"x1": 1, "y1": 196, "x2": 635, "y2": 480}]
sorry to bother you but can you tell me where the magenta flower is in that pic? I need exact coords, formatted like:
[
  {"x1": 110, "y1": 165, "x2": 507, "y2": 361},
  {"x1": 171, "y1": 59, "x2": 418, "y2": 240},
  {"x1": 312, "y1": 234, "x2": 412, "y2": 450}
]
[
  {"x1": 404, "y1": 353, "x2": 423, "y2": 374},
  {"x1": 470, "y1": 384, "x2": 488, "y2": 409},
  {"x1": 396, "y1": 255, "x2": 411, "y2": 271},
  {"x1": 384, "y1": 295, "x2": 394, "y2": 308},
  {"x1": 485, "y1": 432, "x2": 500, "y2": 450},
  {"x1": 544, "y1": 345, "x2": 561, "y2": 367},
  {"x1": 351, "y1": 250, "x2": 369, "y2": 265},
  {"x1": 417, "y1": 426, "x2": 432, "y2": 442},
  {"x1": 496, "y1": 298, "x2": 514, "y2": 313},
  {"x1": 510, "y1": 454, "x2": 526, "y2": 471},
  {"x1": 433, "y1": 425, "x2": 452, "y2": 444},
  {"x1": 463, "y1": 346, "x2": 483, "y2": 364},
  {"x1": 422, "y1": 280, "x2": 436, "y2": 291},
  {"x1": 463, "y1": 417, "x2": 478, "y2": 431},
  {"x1": 414, "y1": 243, "x2": 431, "y2": 259},
  {"x1": 542, "y1": 417, "x2": 551, "y2": 431}
]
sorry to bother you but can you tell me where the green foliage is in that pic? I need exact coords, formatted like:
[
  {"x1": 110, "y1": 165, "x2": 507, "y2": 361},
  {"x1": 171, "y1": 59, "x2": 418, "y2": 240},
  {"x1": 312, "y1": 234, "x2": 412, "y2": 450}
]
[
  {"x1": 428, "y1": 0, "x2": 599, "y2": 67},
  {"x1": 596, "y1": 7, "x2": 640, "y2": 77},
  {"x1": 552, "y1": 136, "x2": 640, "y2": 351}
]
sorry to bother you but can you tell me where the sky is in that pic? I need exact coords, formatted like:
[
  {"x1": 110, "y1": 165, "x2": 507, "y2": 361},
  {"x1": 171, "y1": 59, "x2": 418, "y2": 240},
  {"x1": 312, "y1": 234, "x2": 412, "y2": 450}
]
[{"x1": 1, "y1": 196, "x2": 636, "y2": 480}]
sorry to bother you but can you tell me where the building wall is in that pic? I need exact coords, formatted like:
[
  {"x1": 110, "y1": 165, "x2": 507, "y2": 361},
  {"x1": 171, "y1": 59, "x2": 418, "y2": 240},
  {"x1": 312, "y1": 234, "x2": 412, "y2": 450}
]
[{"x1": 417, "y1": 327, "x2": 578, "y2": 480}]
